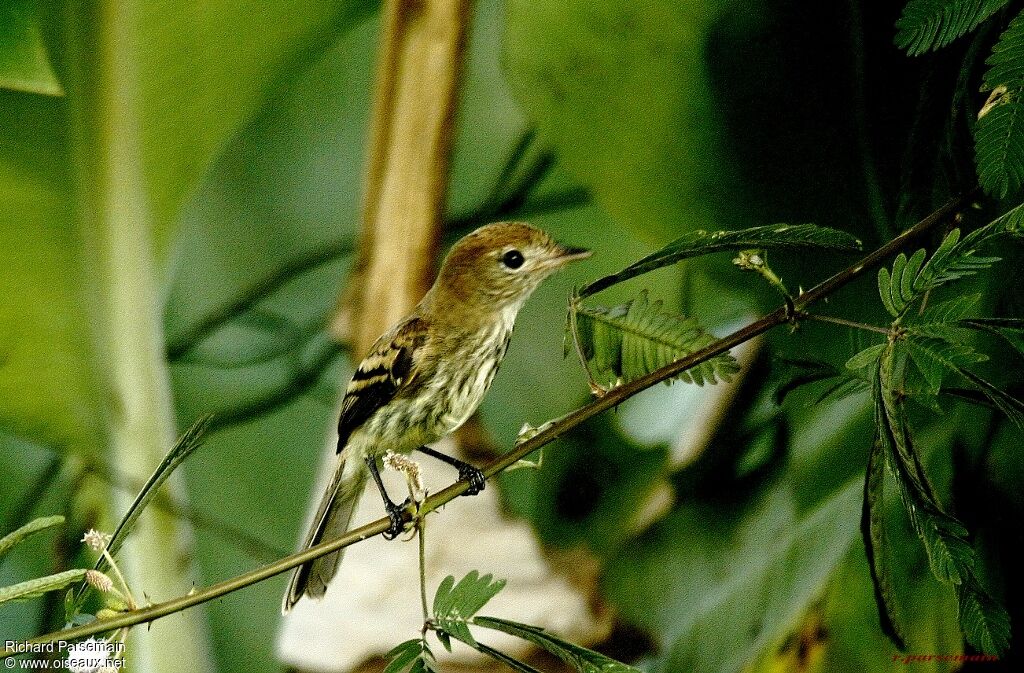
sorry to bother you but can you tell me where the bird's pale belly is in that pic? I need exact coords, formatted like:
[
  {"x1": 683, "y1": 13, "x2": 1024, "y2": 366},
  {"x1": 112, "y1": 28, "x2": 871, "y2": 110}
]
[{"x1": 344, "y1": 327, "x2": 510, "y2": 462}]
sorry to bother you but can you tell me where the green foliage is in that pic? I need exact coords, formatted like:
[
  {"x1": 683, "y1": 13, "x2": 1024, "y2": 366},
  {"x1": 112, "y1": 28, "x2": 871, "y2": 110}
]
[
  {"x1": 474, "y1": 617, "x2": 641, "y2": 673},
  {"x1": 978, "y1": 10, "x2": 1024, "y2": 197},
  {"x1": 471, "y1": 642, "x2": 545, "y2": 673},
  {"x1": 568, "y1": 291, "x2": 739, "y2": 389},
  {"x1": 101, "y1": 415, "x2": 213, "y2": 562},
  {"x1": 384, "y1": 639, "x2": 438, "y2": 673},
  {"x1": 579, "y1": 223, "x2": 861, "y2": 297},
  {"x1": 432, "y1": 571, "x2": 506, "y2": 650},
  {"x1": 425, "y1": 571, "x2": 640, "y2": 673},
  {"x1": 0, "y1": 515, "x2": 63, "y2": 560},
  {"x1": 957, "y1": 584, "x2": 1013, "y2": 656},
  {"x1": 0, "y1": 569, "x2": 87, "y2": 605},
  {"x1": 862, "y1": 346, "x2": 1012, "y2": 654},
  {"x1": 0, "y1": 0, "x2": 62, "y2": 96},
  {"x1": 877, "y1": 207, "x2": 1024, "y2": 321},
  {"x1": 895, "y1": 0, "x2": 1011, "y2": 55},
  {"x1": 861, "y1": 438, "x2": 906, "y2": 649}
]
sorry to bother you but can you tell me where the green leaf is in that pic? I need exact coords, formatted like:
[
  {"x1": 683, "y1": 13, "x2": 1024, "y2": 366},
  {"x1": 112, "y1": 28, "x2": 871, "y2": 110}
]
[
  {"x1": 578, "y1": 223, "x2": 860, "y2": 297},
  {"x1": 901, "y1": 336, "x2": 987, "y2": 398},
  {"x1": 384, "y1": 639, "x2": 436, "y2": 673},
  {"x1": 569, "y1": 291, "x2": 739, "y2": 389},
  {"x1": 845, "y1": 343, "x2": 886, "y2": 375},
  {"x1": 899, "y1": 333, "x2": 1024, "y2": 426},
  {"x1": 877, "y1": 209, "x2": 1023, "y2": 320},
  {"x1": 102, "y1": 415, "x2": 212, "y2": 562},
  {"x1": 875, "y1": 354, "x2": 974, "y2": 586},
  {"x1": 0, "y1": 569, "x2": 87, "y2": 605},
  {"x1": 914, "y1": 293, "x2": 981, "y2": 325},
  {"x1": 474, "y1": 616, "x2": 642, "y2": 673},
  {"x1": 432, "y1": 571, "x2": 507, "y2": 648},
  {"x1": 978, "y1": 10, "x2": 1024, "y2": 197},
  {"x1": 895, "y1": 0, "x2": 1010, "y2": 55},
  {"x1": 0, "y1": 0, "x2": 63, "y2": 95},
  {"x1": 957, "y1": 584, "x2": 1012, "y2": 655},
  {"x1": 73, "y1": 415, "x2": 212, "y2": 606},
  {"x1": 957, "y1": 367, "x2": 1024, "y2": 428},
  {"x1": 960, "y1": 317, "x2": 1024, "y2": 357},
  {"x1": 861, "y1": 439, "x2": 906, "y2": 649},
  {"x1": 0, "y1": 515, "x2": 64, "y2": 560},
  {"x1": 472, "y1": 641, "x2": 545, "y2": 673},
  {"x1": 878, "y1": 266, "x2": 898, "y2": 317},
  {"x1": 815, "y1": 376, "x2": 871, "y2": 405},
  {"x1": 873, "y1": 351, "x2": 1011, "y2": 654}
]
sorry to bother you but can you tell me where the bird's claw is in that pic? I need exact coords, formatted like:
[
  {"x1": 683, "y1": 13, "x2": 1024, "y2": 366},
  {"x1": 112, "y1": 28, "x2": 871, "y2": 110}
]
[
  {"x1": 459, "y1": 465, "x2": 486, "y2": 496},
  {"x1": 382, "y1": 498, "x2": 411, "y2": 540}
]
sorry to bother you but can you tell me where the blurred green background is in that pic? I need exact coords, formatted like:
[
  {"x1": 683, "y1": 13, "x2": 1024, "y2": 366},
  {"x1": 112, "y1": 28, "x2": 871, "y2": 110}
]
[{"x1": 2, "y1": 1, "x2": 1021, "y2": 672}]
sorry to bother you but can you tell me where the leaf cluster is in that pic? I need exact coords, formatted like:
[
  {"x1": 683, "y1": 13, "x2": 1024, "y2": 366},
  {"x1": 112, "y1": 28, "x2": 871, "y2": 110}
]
[
  {"x1": 567, "y1": 222, "x2": 859, "y2": 395},
  {"x1": 386, "y1": 571, "x2": 641, "y2": 673},
  {"x1": 569, "y1": 291, "x2": 739, "y2": 391},
  {"x1": 838, "y1": 208, "x2": 1024, "y2": 654},
  {"x1": 895, "y1": 0, "x2": 1024, "y2": 197}
]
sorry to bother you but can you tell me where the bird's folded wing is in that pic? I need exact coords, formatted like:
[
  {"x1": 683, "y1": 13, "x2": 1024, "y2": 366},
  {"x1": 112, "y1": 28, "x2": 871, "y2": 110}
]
[{"x1": 336, "y1": 316, "x2": 428, "y2": 451}]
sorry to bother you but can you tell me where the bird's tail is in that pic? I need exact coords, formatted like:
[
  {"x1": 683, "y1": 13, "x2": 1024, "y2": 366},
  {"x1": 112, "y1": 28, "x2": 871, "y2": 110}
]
[{"x1": 282, "y1": 457, "x2": 367, "y2": 612}]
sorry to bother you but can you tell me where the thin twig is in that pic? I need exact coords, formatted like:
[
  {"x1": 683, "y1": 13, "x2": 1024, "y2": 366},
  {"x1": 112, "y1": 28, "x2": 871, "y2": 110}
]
[
  {"x1": 800, "y1": 313, "x2": 893, "y2": 335},
  {"x1": 418, "y1": 517, "x2": 429, "y2": 627},
  {"x1": 1, "y1": 192, "x2": 974, "y2": 655}
]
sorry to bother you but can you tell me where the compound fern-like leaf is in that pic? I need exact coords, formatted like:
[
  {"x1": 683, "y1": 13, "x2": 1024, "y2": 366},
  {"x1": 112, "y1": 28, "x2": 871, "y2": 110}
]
[
  {"x1": 569, "y1": 291, "x2": 739, "y2": 390},
  {"x1": 977, "y1": 9, "x2": 1024, "y2": 197},
  {"x1": 896, "y1": 0, "x2": 1010, "y2": 55}
]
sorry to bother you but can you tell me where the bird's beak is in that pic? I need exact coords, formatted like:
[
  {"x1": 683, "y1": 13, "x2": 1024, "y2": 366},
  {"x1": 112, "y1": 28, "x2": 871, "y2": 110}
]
[{"x1": 551, "y1": 244, "x2": 593, "y2": 266}]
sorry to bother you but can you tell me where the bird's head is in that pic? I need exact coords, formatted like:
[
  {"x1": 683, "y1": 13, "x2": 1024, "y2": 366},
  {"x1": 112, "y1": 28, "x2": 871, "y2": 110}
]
[{"x1": 426, "y1": 221, "x2": 591, "y2": 316}]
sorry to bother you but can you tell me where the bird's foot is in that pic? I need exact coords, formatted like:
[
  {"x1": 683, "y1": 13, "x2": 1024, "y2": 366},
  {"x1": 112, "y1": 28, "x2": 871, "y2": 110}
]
[
  {"x1": 382, "y1": 498, "x2": 411, "y2": 540},
  {"x1": 458, "y1": 465, "x2": 486, "y2": 496}
]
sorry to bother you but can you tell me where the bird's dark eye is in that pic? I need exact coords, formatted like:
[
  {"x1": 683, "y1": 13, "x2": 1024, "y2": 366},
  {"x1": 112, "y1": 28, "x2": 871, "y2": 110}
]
[{"x1": 502, "y1": 249, "x2": 525, "y2": 269}]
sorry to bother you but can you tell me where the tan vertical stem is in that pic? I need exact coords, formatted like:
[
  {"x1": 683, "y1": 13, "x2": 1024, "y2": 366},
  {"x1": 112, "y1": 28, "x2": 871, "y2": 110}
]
[{"x1": 337, "y1": 0, "x2": 474, "y2": 356}]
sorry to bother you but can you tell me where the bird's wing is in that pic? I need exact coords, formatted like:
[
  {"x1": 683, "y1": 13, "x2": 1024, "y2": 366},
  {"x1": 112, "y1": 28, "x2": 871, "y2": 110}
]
[{"x1": 336, "y1": 316, "x2": 427, "y2": 452}]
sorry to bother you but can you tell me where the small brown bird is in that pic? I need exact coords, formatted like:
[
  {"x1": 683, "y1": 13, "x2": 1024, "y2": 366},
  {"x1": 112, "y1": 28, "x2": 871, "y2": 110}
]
[{"x1": 283, "y1": 221, "x2": 590, "y2": 611}]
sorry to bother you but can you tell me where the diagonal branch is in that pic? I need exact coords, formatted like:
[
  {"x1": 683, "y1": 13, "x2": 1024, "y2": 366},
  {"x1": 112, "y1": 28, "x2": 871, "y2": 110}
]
[{"x1": 1, "y1": 191, "x2": 976, "y2": 655}]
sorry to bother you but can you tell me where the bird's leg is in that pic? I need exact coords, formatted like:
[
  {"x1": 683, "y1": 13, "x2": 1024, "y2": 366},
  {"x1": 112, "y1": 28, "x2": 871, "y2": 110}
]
[
  {"x1": 416, "y1": 446, "x2": 486, "y2": 496},
  {"x1": 365, "y1": 456, "x2": 409, "y2": 539}
]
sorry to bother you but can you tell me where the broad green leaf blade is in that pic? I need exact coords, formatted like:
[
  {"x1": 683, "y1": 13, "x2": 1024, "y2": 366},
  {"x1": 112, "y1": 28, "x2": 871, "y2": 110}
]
[
  {"x1": 0, "y1": 0, "x2": 63, "y2": 96},
  {"x1": 578, "y1": 223, "x2": 860, "y2": 297},
  {"x1": 861, "y1": 439, "x2": 906, "y2": 649},
  {"x1": 977, "y1": 11, "x2": 1024, "y2": 198},
  {"x1": 895, "y1": 0, "x2": 1010, "y2": 56},
  {"x1": 503, "y1": 0, "x2": 738, "y2": 244},
  {"x1": 0, "y1": 515, "x2": 64, "y2": 560},
  {"x1": 957, "y1": 584, "x2": 1012, "y2": 655},
  {"x1": 474, "y1": 616, "x2": 642, "y2": 673},
  {"x1": 0, "y1": 569, "x2": 86, "y2": 605}
]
